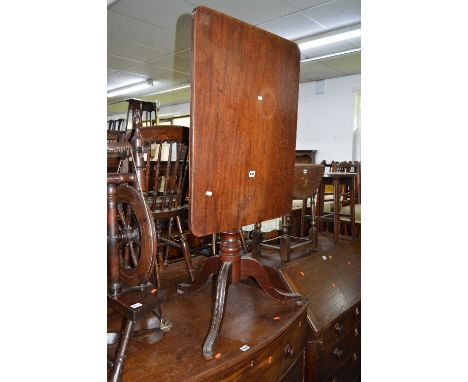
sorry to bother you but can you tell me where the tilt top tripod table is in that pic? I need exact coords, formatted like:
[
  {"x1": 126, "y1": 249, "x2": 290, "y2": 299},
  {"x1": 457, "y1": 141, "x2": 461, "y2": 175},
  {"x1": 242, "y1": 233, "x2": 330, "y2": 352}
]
[{"x1": 177, "y1": 6, "x2": 306, "y2": 360}]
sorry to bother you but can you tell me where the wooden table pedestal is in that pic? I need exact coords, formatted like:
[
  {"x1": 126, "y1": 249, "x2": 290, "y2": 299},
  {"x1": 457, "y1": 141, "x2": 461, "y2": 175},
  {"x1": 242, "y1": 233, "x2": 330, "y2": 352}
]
[{"x1": 178, "y1": 230, "x2": 304, "y2": 359}]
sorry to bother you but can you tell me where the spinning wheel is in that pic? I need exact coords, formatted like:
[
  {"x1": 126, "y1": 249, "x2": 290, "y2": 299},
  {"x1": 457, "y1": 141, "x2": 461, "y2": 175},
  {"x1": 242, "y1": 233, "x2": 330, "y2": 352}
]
[
  {"x1": 114, "y1": 184, "x2": 157, "y2": 286},
  {"x1": 107, "y1": 175, "x2": 164, "y2": 382}
]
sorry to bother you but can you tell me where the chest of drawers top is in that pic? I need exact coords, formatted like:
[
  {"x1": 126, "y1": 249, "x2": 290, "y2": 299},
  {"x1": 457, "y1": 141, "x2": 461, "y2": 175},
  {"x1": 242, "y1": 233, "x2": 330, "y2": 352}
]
[{"x1": 278, "y1": 241, "x2": 360, "y2": 335}]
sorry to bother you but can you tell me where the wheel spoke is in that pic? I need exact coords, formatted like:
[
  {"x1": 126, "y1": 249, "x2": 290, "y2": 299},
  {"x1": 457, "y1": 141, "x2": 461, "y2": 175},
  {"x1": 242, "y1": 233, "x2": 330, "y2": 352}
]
[
  {"x1": 129, "y1": 242, "x2": 139, "y2": 267},
  {"x1": 117, "y1": 204, "x2": 126, "y2": 228},
  {"x1": 124, "y1": 244, "x2": 131, "y2": 266},
  {"x1": 125, "y1": 204, "x2": 132, "y2": 227}
]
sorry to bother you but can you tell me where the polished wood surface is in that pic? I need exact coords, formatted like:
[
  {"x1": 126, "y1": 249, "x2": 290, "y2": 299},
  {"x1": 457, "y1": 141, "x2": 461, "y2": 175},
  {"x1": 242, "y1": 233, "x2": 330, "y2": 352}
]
[
  {"x1": 278, "y1": 239, "x2": 361, "y2": 381},
  {"x1": 184, "y1": 6, "x2": 303, "y2": 359},
  {"x1": 189, "y1": 6, "x2": 300, "y2": 236},
  {"x1": 293, "y1": 164, "x2": 324, "y2": 200},
  {"x1": 135, "y1": 124, "x2": 195, "y2": 282},
  {"x1": 108, "y1": 255, "x2": 308, "y2": 382},
  {"x1": 255, "y1": 164, "x2": 325, "y2": 262},
  {"x1": 295, "y1": 150, "x2": 317, "y2": 164}
]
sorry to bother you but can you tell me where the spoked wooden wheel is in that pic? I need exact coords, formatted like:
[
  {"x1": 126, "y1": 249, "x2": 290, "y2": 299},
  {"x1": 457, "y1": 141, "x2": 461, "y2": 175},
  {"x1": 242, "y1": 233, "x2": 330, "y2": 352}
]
[{"x1": 115, "y1": 185, "x2": 157, "y2": 285}]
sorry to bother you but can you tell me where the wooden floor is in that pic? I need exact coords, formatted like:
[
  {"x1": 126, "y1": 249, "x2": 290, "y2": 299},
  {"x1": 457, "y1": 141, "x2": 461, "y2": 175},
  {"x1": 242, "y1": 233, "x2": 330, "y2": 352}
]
[{"x1": 108, "y1": 234, "x2": 360, "y2": 381}]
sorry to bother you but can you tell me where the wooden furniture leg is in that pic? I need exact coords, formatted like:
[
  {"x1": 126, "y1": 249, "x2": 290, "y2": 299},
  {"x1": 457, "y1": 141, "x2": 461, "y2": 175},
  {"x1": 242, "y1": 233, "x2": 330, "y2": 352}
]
[
  {"x1": 175, "y1": 215, "x2": 196, "y2": 282},
  {"x1": 239, "y1": 228, "x2": 248, "y2": 254},
  {"x1": 202, "y1": 261, "x2": 232, "y2": 359},
  {"x1": 309, "y1": 195, "x2": 318, "y2": 249},
  {"x1": 316, "y1": 183, "x2": 324, "y2": 233},
  {"x1": 333, "y1": 177, "x2": 340, "y2": 242},
  {"x1": 280, "y1": 215, "x2": 291, "y2": 262},
  {"x1": 180, "y1": 230, "x2": 303, "y2": 359},
  {"x1": 350, "y1": 180, "x2": 355, "y2": 239},
  {"x1": 177, "y1": 256, "x2": 221, "y2": 294},
  {"x1": 110, "y1": 319, "x2": 134, "y2": 382},
  {"x1": 251, "y1": 222, "x2": 262, "y2": 256}
]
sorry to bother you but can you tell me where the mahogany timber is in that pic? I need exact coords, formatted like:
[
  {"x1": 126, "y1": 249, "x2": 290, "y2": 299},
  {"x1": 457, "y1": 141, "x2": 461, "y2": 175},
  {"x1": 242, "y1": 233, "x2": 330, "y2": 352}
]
[
  {"x1": 189, "y1": 5, "x2": 300, "y2": 236},
  {"x1": 277, "y1": 239, "x2": 361, "y2": 381},
  {"x1": 183, "y1": 6, "x2": 303, "y2": 359},
  {"x1": 108, "y1": 255, "x2": 308, "y2": 382}
]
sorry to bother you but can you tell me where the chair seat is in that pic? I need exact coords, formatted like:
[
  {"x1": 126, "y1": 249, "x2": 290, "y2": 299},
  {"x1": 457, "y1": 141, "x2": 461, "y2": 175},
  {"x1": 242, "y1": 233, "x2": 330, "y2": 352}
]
[
  {"x1": 340, "y1": 204, "x2": 361, "y2": 224},
  {"x1": 243, "y1": 218, "x2": 281, "y2": 233}
]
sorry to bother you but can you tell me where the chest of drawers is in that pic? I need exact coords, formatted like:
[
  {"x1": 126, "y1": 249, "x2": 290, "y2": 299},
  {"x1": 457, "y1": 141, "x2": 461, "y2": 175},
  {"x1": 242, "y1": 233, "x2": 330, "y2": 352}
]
[
  {"x1": 205, "y1": 309, "x2": 308, "y2": 382},
  {"x1": 278, "y1": 241, "x2": 361, "y2": 381}
]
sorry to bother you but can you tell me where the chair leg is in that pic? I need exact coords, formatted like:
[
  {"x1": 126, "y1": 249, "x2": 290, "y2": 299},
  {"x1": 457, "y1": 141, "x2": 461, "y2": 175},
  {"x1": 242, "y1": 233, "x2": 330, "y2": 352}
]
[
  {"x1": 239, "y1": 228, "x2": 248, "y2": 254},
  {"x1": 211, "y1": 233, "x2": 217, "y2": 256},
  {"x1": 110, "y1": 319, "x2": 134, "y2": 382},
  {"x1": 175, "y1": 215, "x2": 196, "y2": 283},
  {"x1": 280, "y1": 215, "x2": 291, "y2": 262},
  {"x1": 251, "y1": 222, "x2": 262, "y2": 256},
  {"x1": 155, "y1": 221, "x2": 164, "y2": 273}
]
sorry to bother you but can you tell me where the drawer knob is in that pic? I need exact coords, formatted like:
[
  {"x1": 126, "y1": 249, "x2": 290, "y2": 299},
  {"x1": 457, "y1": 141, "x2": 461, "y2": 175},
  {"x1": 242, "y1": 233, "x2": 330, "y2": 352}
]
[
  {"x1": 354, "y1": 327, "x2": 359, "y2": 336},
  {"x1": 355, "y1": 306, "x2": 360, "y2": 317},
  {"x1": 284, "y1": 344, "x2": 295, "y2": 358},
  {"x1": 333, "y1": 347, "x2": 344, "y2": 360},
  {"x1": 353, "y1": 352, "x2": 358, "y2": 361},
  {"x1": 334, "y1": 322, "x2": 344, "y2": 336}
]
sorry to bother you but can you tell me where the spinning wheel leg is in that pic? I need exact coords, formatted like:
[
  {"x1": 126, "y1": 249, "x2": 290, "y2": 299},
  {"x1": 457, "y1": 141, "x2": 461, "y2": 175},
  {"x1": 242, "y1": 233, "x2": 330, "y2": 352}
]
[
  {"x1": 241, "y1": 257, "x2": 302, "y2": 302},
  {"x1": 177, "y1": 256, "x2": 220, "y2": 294},
  {"x1": 202, "y1": 261, "x2": 232, "y2": 360},
  {"x1": 110, "y1": 319, "x2": 134, "y2": 382}
]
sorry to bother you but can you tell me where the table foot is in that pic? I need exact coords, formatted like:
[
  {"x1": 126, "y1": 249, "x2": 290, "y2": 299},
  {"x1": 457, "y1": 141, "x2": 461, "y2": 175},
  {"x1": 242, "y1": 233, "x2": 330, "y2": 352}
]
[
  {"x1": 202, "y1": 261, "x2": 232, "y2": 359},
  {"x1": 177, "y1": 256, "x2": 220, "y2": 294}
]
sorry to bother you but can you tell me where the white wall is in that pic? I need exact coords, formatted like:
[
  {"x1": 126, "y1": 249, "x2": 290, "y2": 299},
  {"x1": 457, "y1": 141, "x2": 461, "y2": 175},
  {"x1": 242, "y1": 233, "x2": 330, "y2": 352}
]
[{"x1": 296, "y1": 74, "x2": 361, "y2": 164}]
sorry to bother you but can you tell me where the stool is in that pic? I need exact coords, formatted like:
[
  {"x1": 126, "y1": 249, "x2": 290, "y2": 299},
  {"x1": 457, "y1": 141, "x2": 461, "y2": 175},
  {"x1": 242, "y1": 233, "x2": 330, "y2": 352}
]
[
  {"x1": 253, "y1": 164, "x2": 324, "y2": 262},
  {"x1": 316, "y1": 172, "x2": 356, "y2": 242}
]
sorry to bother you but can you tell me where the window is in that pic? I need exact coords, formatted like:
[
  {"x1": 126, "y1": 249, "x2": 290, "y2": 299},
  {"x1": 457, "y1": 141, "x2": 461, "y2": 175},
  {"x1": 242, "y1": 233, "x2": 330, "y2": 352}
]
[
  {"x1": 159, "y1": 114, "x2": 190, "y2": 127},
  {"x1": 352, "y1": 91, "x2": 361, "y2": 161}
]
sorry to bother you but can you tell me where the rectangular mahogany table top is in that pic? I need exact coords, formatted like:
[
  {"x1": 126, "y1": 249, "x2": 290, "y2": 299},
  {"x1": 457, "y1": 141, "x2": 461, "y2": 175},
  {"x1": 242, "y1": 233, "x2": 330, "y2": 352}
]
[{"x1": 189, "y1": 6, "x2": 300, "y2": 236}]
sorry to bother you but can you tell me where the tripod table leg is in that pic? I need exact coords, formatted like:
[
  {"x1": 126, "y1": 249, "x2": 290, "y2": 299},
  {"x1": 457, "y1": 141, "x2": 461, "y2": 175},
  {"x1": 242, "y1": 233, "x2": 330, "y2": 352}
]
[
  {"x1": 177, "y1": 256, "x2": 220, "y2": 294},
  {"x1": 202, "y1": 261, "x2": 232, "y2": 360},
  {"x1": 241, "y1": 257, "x2": 302, "y2": 302}
]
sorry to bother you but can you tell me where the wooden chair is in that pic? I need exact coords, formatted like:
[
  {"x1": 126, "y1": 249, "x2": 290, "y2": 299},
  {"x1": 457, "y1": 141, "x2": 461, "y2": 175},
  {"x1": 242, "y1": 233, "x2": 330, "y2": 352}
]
[
  {"x1": 125, "y1": 99, "x2": 159, "y2": 130},
  {"x1": 254, "y1": 164, "x2": 325, "y2": 262},
  {"x1": 134, "y1": 124, "x2": 196, "y2": 282},
  {"x1": 338, "y1": 161, "x2": 361, "y2": 237}
]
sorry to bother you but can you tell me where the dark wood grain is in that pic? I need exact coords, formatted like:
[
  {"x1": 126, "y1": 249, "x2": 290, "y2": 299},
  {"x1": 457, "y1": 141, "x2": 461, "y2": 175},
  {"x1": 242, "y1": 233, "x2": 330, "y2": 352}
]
[
  {"x1": 189, "y1": 6, "x2": 300, "y2": 236},
  {"x1": 293, "y1": 164, "x2": 324, "y2": 200},
  {"x1": 277, "y1": 240, "x2": 360, "y2": 381},
  {"x1": 108, "y1": 256, "x2": 309, "y2": 382}
]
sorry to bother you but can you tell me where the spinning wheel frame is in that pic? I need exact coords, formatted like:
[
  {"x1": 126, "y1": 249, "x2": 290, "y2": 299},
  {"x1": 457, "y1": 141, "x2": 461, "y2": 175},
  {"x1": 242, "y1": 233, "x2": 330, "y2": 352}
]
[
  {"x1": 117, "y1": 184, "x2": 157, "y2": 286},
  {"x1": 109, "y1": 182, "x2": 158, "y2": 287}
]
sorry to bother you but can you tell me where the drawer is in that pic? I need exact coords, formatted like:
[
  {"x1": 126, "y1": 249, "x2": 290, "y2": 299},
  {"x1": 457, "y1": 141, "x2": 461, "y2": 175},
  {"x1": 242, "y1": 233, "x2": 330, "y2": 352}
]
[
  {"x1": 318, "y1": 302, "x2": 361, "y2": 346},
  {"x1": 325, "y1": 347, "x2": 360, "y2": 382},
  {"x1": 207, "y1": 312, "x2": 307, "y2": 382},
  {"x1": 317, "y1": 324, "x2": 360, "y2": 381}
]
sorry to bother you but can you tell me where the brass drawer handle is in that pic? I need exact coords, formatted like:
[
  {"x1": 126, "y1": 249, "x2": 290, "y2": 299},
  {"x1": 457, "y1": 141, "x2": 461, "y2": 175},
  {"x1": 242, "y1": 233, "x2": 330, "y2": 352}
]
[
  {"x1": 284, "y1": 344, "x2": 295, "y2": 358},
  {"x1": 354, "y1": 327, "x2": 359, "y2": 336},
  {"x1": 334, "y1": 322, "x2": 344, "y2": 336},
  {"x1": 355, "y1": 306, "x2": 360, "y2": 317},
  {"x1": 333, "y1": 347, "x2": 344, "y2": 360}
]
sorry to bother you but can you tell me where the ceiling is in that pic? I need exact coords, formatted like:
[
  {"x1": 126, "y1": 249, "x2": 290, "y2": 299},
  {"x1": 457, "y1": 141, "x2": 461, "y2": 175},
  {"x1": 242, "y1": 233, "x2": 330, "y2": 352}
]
[{"x1": 107, "y1": 0, "x2": 361, "y2": 114}]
